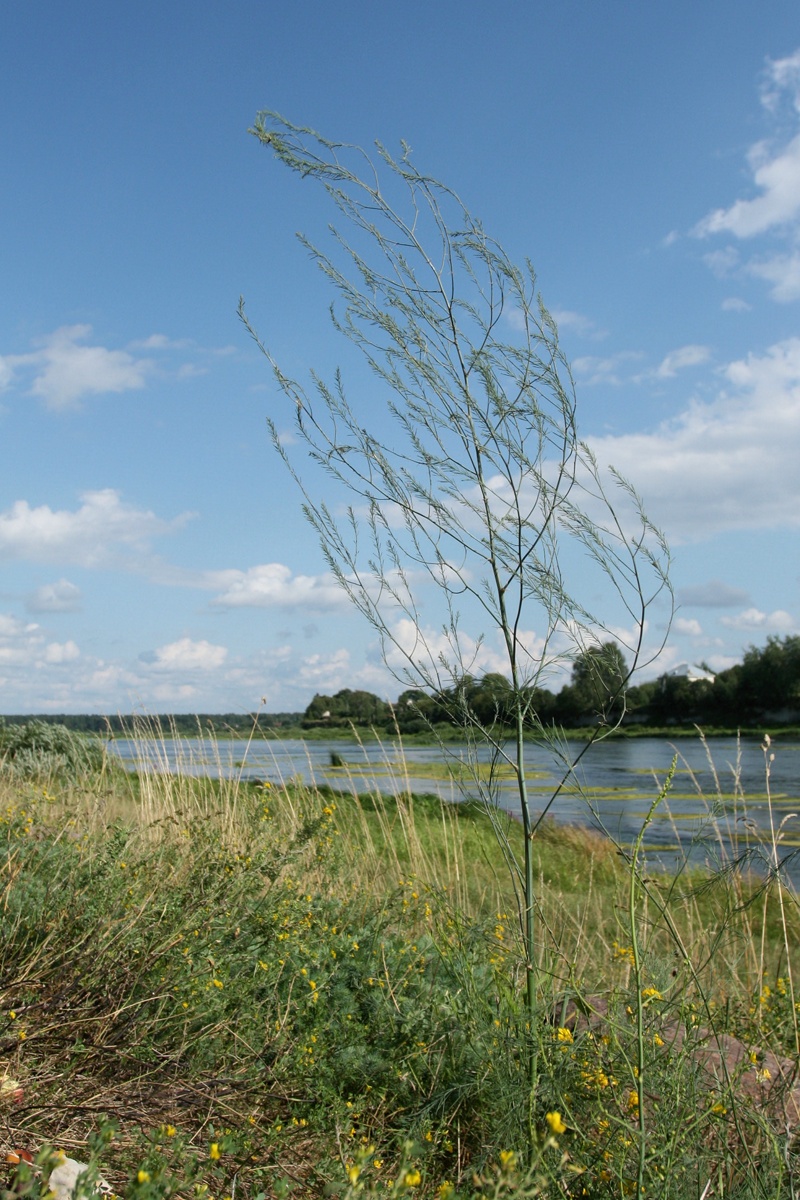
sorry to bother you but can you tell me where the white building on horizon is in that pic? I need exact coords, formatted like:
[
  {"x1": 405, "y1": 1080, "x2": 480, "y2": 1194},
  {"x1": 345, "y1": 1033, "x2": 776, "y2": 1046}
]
[{"x1": 666, "y1": 661, "x2": 716, "y2": 684}]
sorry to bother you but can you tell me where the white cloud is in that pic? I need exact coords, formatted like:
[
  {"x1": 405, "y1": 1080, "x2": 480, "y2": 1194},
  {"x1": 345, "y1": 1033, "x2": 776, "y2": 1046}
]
[
  {"x1": 694, "y1": 134, "x2": 800, "y2": 239},
  {"x1": 702, "y1": 247, "x2": 741, "y2": 277},
  {"x1": 25, "y1": 579, "x2": 83, "y2": 613},
  {"x1": 572, "y1": 351, "x2": 643, "y2": 386},
  {"x1": 25, "y1": 325, "x2": 151, "y2": 410},
  {"x1": 0, "y1": 614, "x2": 42, "y2": 667},
  {"x1": 209, "y1": 563, "x2": 348, "y2": 610},
  {"x1": 149, "y1": 682, "x2": 200, "y2": 702},
  {"x1": 43, "y1": 640, "x2": 80, "y2": 664},
  {"x1": 297, "y1": 648, "x2": 352, "y2": 691},
  {"x1": 761, "y1": 48, "x2": 800, "y2": 116},
  {"x1": 150, "y1": 638, "x2": 228, "y2": 671},
  {"x1": 747, "y1": 251, "x2": 800, "y2": 301},
  {"x1": 653, "y1": 345, "x2": 711, "y2": 379},
  {"x1": 0, "y1": 490, "x2": 191, "y2": 567},
  {"x1": 1, "y1": 326, "x2": 228, "y2": 411},
  {"x1": 574, "y1": 343, "x2": 708, "y2": 389},
  {"x1": 550, "y1": 309, "x2": 608, "y2": 340},
  {"x1": 693, "y1": 51, "x2": 800, "y2": 302},
  {"x1": 673, "y1": 617, "x2": 703, "y2": 637},
  {"x1": 0, "y1": 613, "x2": 81, "y2": 671},
  {"x1": 719, "y1": 607, "x2": 797, "y2": 633},
  {"x1": 721, "y1": 297, "x2": 751, "y2": 312},
  {"x1": 0, "y1": 613, "x2": 38, "y2": 638},
  {"x1": 382, "y1": 617, "x2": 555, "y2": 686},
  {"x1": 588, "y1": 337, "x2": 800, "y2": 538},
  {"x1": 128, "y1": 333, "x2": 190, "y2": 351}
]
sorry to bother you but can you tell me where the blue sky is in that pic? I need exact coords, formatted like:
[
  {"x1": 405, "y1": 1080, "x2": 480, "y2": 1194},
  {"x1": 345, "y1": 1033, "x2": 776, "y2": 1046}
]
[{"x1": 1, "y1": 1, "x2": 799, "y2": 714}]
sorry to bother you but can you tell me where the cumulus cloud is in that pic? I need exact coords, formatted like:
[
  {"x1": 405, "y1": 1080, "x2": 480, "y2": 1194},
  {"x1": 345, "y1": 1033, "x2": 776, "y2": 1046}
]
[
  {"x1": 24, "y1": 325, "x2": 151, "y2": 410},
  {"x1": 25, "y1": 579, "x2": 82, "y2": 613},
  {"x1": 382, "y1": 617, "x2": 555, "y2": 686},
  {"x1": 694, "y1": 134, "x2": 800, "y2": 239},
  {"x1": 588, "y1": 337, "x2": 800, "y2": 538},
  {"x1": 0, "y1": 325, "x2": 231, "y2": 411},
  {"x1": 149, "y1": 638, "x2": 228, "y2": 671},
  {"x1": 747, "y1": 251, "x2": 800, "y2": 301},
  {"x1": 208, "y1": 563, "x2": 348, "y2": 611},
  {"x1": 0, "y1": 614, "x2": 42, "y2": 666},
  {"x1": 761, "y1": 47, "x2": 800, "y2": 113},
  {"x1": 0, "y1": 490, "x2": 191, "y2": 568},
  {"x1": 673, "y1": 617, "x2": 703, "y2": 637},
  {"x1": 693, "y1": 50, "x2": 800, "y2": 302},
  {"x1": 0, "y1": 614, "x2": 81, "y2": 672},
  {"x1": 297, "y1": 648, "x2": 352, "y2": 691},
  {"x1": 43, "y1": 640, "x2": 80, "y2": 664},
  {"x1": 719, "y1": 607, "x2": 797, "y2": 633}
]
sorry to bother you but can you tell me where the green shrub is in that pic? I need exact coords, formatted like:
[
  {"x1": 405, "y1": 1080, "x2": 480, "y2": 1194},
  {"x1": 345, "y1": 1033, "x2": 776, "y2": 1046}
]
[{"x1": 0, "y1": 718, "x2": 106, "y2": 779}]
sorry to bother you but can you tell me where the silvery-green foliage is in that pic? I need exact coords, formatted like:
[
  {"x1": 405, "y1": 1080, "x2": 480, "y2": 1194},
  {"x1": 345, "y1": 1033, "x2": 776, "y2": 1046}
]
[{"x1": 243, "y1": 114, "x2": 672, "y2": 1090}]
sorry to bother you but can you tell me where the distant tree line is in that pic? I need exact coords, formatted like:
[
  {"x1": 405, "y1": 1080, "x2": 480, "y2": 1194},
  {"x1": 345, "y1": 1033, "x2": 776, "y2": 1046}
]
[
  {"x1": 301, "y1": 635, "x2": 800, "y2": 732},
  {"x1": 0, "y1": 712, "x2": 302, "y2": 736}
]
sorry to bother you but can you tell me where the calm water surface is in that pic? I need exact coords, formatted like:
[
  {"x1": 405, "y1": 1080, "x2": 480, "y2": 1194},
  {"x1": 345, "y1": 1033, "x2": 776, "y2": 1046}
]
[{"x1": 109, "y1": 734, "x2": 800, "y2": 885}]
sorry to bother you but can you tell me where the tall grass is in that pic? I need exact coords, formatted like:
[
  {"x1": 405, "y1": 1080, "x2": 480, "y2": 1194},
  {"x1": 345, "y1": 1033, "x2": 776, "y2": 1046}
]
[{"x1": 1, "y1": 722, "x2": 799, "y2": 1198}]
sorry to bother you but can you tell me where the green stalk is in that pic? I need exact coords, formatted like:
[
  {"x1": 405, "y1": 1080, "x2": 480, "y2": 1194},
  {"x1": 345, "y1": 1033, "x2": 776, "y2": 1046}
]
[
  {"x1": 515, "y1": 706, "x2": 538, "y2": 1147},
  {"x1": 628, "y1": 755, "x2": 676, "y2": 1197}
]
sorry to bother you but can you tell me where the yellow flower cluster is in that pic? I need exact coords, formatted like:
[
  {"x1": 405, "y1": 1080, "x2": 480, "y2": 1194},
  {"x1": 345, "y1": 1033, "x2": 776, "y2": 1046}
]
[{"x1": 546, "y1": 1111, "x2": 567, "y2": 1135}]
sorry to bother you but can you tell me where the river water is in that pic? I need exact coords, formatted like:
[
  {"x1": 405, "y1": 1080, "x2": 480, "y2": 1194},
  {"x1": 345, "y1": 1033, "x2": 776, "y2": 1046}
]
[{"x1": 109, "y1": 733, "x2": 800, "y2": 886}]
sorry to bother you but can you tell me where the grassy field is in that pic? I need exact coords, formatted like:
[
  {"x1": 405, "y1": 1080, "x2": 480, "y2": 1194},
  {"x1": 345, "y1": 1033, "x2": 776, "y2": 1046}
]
[{"x1": 1, "y1": 727, "x2": 799, "y2": 1199}]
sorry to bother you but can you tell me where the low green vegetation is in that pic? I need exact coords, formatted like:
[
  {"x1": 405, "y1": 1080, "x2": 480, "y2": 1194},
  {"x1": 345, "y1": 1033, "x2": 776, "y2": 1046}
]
[
  {"x1": 1, "y1": 725, "x2": 799, "y2": 1197},
  {"x1": 0, "y1": 717, "x2": 106, "y2": 777}
]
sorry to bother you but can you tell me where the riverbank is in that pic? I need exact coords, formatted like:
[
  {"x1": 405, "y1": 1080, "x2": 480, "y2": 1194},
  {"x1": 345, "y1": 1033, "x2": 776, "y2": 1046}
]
[
  {"x1": 4, "y1": 712, "x2": 800, "y2": 743},
  {"x1": 2, "y1": 744, "x2": 799, "y2": 1197}
]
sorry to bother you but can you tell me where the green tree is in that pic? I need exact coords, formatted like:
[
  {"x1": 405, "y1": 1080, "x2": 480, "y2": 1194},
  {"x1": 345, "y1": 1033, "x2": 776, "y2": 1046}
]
[
  {"x1": 739, "y1": 635, "x2": 800, "y2": 717},
  {"x1": 569, "y1": 641, "x2": 629, "y2": 721},
  {"x1": 303, "y1": 688, "x2": 389, "y2": 728},
  {"x1": 243, "y1": 113, "x2": 671, "y2": 1121}
]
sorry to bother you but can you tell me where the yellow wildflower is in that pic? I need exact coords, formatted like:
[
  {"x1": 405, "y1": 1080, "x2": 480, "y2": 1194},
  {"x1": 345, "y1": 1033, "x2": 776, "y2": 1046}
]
[{"x1": 545, "y1": 1112, "x2": 567, "y2": 1135}]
